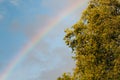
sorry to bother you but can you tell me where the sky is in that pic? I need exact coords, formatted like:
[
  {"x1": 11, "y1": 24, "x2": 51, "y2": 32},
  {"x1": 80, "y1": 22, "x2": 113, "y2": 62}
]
[{"x1": 0, "y1": 0, "x2": 88, "y2": 80}]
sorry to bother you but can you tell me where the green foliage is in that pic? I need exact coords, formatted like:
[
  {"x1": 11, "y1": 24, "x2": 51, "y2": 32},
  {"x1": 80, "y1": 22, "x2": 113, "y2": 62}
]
[
  {"x1": 58, "y1": 0, "x2": 120, "y2": 80},
  {"x1": 57, "y1": 73, "x2": 73, "y2": 80}
]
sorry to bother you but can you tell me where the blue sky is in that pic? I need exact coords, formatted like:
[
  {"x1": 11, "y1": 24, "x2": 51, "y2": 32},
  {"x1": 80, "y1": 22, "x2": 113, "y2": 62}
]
[{"x1": 0, "y1": 0, "x2": 88, "y2": 80}]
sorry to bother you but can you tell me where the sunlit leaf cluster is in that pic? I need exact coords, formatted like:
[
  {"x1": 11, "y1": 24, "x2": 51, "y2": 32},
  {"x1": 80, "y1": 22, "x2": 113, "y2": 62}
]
[{"x1": 58, "y1": 0, "x2": 120, "y2": 80}]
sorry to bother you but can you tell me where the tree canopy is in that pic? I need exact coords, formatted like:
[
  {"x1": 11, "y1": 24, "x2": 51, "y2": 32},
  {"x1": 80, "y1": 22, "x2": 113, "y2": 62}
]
[{"x1": 58, "y1": 0, "x2": 120, "y2": 80}]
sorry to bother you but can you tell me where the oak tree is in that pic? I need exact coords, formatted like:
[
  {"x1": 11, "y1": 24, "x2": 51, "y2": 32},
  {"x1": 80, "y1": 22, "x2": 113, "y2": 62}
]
[{"x1": 58, "y1": 0, "x2": 120, "y2": 80}]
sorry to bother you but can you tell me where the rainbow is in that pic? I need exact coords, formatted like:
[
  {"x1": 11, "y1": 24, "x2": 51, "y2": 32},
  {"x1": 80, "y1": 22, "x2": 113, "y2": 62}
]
[{"x1": 0, "y1": 0, "x2": 88, "y2": 80}]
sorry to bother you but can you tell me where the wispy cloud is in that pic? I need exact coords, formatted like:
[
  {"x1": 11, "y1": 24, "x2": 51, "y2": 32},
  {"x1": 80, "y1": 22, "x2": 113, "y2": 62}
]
[
  {"x1": 0, "y1": 14, "x2": 4, "y2": 21},
  {"x1": 0, "y1": 0, "x2": 4, "y2": 3},
  {"x1": 10, "y1": 21, "x2": 21, "y2": 32},
  {"x1": 7, "y1": 38, "x2": 75, "y2": 80},
  {"x1": 23, "y1": 15, "x2": 52, "y2": 38},
  {"x1": 34, "y1": 45, "x2": 75, "y2": 80},
  {"x1": 9, "y1": 0, "x2": 20, "y2": 6},
  {"x1": 1, "y1": 0, "x2": 88, "y2": 80}
]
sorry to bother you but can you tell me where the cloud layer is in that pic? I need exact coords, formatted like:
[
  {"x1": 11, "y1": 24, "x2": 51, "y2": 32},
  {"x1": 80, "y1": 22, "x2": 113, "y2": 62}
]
[{"x1": 0, "y1": 0, "x2": 89, "y2": 80}]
